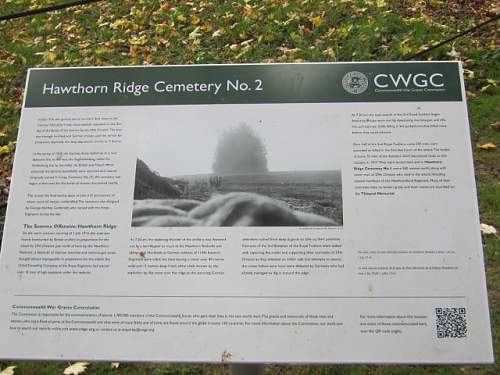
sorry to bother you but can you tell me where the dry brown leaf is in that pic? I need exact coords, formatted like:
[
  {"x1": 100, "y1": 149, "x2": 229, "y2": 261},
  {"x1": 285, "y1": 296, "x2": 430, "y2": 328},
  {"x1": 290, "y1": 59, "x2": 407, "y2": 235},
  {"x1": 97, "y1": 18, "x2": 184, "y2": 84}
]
[
  {"x1": 466, "y1": 91, "x2": 476, "y2": 99},
  {"x1": 202, "y1": 22, "x2": 213, "y2": 33},
  {"x1": 190, "y1": 15, "x2": 201, "y2": 25},
  {"x1": 477, "y1": 142, "x2": 497, "y2": 150},
  {"x1": 489, "y1": 121, "x2": 500, "y2": 130}
]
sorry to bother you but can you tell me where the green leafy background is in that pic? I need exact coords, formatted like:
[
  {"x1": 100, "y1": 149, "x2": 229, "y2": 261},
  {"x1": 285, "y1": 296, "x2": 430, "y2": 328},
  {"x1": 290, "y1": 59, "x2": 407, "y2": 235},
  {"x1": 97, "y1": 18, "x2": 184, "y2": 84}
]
[{"x1": 0, "y1": 0, "x2": 498, "y2": 374}]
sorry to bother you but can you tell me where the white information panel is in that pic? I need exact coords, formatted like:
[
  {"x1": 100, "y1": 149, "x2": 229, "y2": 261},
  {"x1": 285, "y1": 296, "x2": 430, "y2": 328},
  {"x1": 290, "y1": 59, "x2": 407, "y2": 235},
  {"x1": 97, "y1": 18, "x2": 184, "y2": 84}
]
[{"x1": 0, "y1": 63, "x2": 493, "y2": 363}]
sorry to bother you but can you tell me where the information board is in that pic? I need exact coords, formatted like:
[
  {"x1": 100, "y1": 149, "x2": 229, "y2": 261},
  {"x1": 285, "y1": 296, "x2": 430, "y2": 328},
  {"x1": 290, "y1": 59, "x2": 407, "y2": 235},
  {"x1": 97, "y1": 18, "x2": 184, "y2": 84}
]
[{"x1": 0, "y1": 62, "x2": 493, "y2": 363}]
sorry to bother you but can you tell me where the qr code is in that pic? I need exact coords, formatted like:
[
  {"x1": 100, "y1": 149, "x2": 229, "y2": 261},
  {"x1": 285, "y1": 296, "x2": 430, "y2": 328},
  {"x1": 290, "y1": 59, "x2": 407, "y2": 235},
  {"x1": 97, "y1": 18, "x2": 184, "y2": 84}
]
[{"x1": 436, "y1": 307, "x2": 467, "y2": 338}]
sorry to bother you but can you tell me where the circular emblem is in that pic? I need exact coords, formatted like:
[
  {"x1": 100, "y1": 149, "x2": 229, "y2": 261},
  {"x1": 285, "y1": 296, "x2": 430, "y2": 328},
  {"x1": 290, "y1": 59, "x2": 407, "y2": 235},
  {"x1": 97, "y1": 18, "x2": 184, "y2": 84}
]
[{"x1": 342, "y1": 71, "x2": 368, "y2": 94}]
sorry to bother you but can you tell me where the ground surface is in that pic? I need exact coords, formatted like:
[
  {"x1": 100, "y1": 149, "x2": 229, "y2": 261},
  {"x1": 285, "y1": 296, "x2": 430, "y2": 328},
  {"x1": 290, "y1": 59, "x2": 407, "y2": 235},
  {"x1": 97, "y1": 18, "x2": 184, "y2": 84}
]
[
  {"x1": 179, "y1": 170, "x2": 343, "y2": 224},
  {"x1": 0, "y1": 0, "x2": 499, "y2": 374}
]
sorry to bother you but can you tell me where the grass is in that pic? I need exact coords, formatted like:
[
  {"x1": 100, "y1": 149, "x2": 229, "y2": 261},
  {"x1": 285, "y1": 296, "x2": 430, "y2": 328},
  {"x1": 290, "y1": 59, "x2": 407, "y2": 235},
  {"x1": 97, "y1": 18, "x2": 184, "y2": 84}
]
[{"x1": 0, "y1": 0, "x2": 499, "y2": 374}]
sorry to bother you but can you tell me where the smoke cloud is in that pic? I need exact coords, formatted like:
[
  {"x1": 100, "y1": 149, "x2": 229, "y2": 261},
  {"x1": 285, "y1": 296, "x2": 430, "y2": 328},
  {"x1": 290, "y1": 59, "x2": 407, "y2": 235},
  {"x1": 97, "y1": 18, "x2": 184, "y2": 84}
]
[{"x1": 212, "y1": 123, "x2": 268, "y2": 174}]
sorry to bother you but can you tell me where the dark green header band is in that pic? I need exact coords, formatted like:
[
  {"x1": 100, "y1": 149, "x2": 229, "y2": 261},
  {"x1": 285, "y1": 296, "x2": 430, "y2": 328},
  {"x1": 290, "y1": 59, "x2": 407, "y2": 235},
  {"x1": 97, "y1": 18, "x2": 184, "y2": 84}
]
[{"x1": 24, "y1": 62, "x2": 462, "y2": 107}]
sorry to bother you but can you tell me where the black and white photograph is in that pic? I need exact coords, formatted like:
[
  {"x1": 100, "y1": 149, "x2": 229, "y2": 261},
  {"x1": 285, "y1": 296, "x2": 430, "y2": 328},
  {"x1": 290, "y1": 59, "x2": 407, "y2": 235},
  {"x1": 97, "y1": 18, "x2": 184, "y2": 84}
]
[{"x1": 131, "y1": 105, "x2": 343, "y2": 227}]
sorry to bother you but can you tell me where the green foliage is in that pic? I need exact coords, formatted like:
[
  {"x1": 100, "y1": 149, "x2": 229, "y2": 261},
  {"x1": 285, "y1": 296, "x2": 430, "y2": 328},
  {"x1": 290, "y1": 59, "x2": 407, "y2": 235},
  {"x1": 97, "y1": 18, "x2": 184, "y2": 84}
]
[{"x1": 0, "y1": 0, "x2": 499, "y2": 373}]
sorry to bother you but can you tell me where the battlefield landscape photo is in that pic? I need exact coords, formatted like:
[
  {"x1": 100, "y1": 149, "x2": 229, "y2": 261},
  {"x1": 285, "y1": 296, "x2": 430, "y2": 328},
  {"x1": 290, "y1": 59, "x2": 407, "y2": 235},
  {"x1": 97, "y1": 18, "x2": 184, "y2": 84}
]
[{"x1": 131, "y1": 106, "x2": 343, "y2": 227}]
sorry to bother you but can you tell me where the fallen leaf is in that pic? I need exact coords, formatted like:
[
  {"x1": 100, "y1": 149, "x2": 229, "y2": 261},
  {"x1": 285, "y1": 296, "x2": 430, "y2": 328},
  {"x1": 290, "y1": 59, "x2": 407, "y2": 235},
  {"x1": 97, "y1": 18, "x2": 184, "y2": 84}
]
[
  {"x1": 212, "y1": 29, "x2": 224, "y2": 37},
  {"x1": 311, "y1": 15, "x2": 323, "y2": 27},
  {"x1": 300, "y1": 26, "x2": 312, "y2": 34},
  {"x1": 486, "y1": 78, "x2": 497, "y2": 86},
  {"x1": 489, "y1": 120, "x2": 500, "y2": 130},
  {"x1": 129, "y1": 35, "x2": 148, "y2": 46},
  {"x1": 64, "y1": 362, "x2": 90, "y2": 375},
  {"x1": 463, "y1": 69, "x2": 474, "y2": 79},
  {"x1": 110, "y1": 19, "x2": 126, "y2": 29},
  {"x1": 190, "y1": 15, "x2": 201, "y2": 25},
  {"x1": 202, "y1": 22, "x2": 213, "y2": 33},
  {"x1": 240, "y1": 39, "x2": 253, "y2": 46},
  {"x1": 479, "y1": 84, "x2": 491, "y2": 92},
  {"x1": 39, "y1": 51, "x2": 57, "y2": 63},
  {"x1": 189, "y1": 27, "x2": 202, "y2": 40},
  {"x1": 323, "y1": 47, "x2": 335, "y2": 58},
  {"x1": 477, "y1": 142, "x2": 496, "y2": 150},
  {"x1": 278, "y1": 47, "x2": 300, "y2": 54},
  {"x1": 480, "y1": 223, "x2": 497, "y2": 235},
  {"x1": 0, "y1": 366, "x2": 16, "y2": 375},
  {"x1": 466, "y1": 90, "x2": 476, "y2": 99},
  {"x1": 446, "y1": 46, "x2": 460, "y2": 58}
]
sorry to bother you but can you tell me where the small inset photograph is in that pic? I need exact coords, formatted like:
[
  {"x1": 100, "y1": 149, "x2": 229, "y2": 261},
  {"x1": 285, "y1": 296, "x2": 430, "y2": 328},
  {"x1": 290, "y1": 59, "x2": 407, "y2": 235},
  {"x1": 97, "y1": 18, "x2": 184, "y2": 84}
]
[{"x1": 132, "y1": 105, "x2": 342, "y2": 227}]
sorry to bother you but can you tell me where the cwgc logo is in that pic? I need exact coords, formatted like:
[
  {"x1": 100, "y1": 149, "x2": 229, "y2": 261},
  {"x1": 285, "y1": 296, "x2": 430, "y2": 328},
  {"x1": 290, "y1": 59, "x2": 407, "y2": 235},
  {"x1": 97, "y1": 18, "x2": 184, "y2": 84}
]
[{"x1": 342, "y1": 71, "x2": 368, "y2": 94}]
